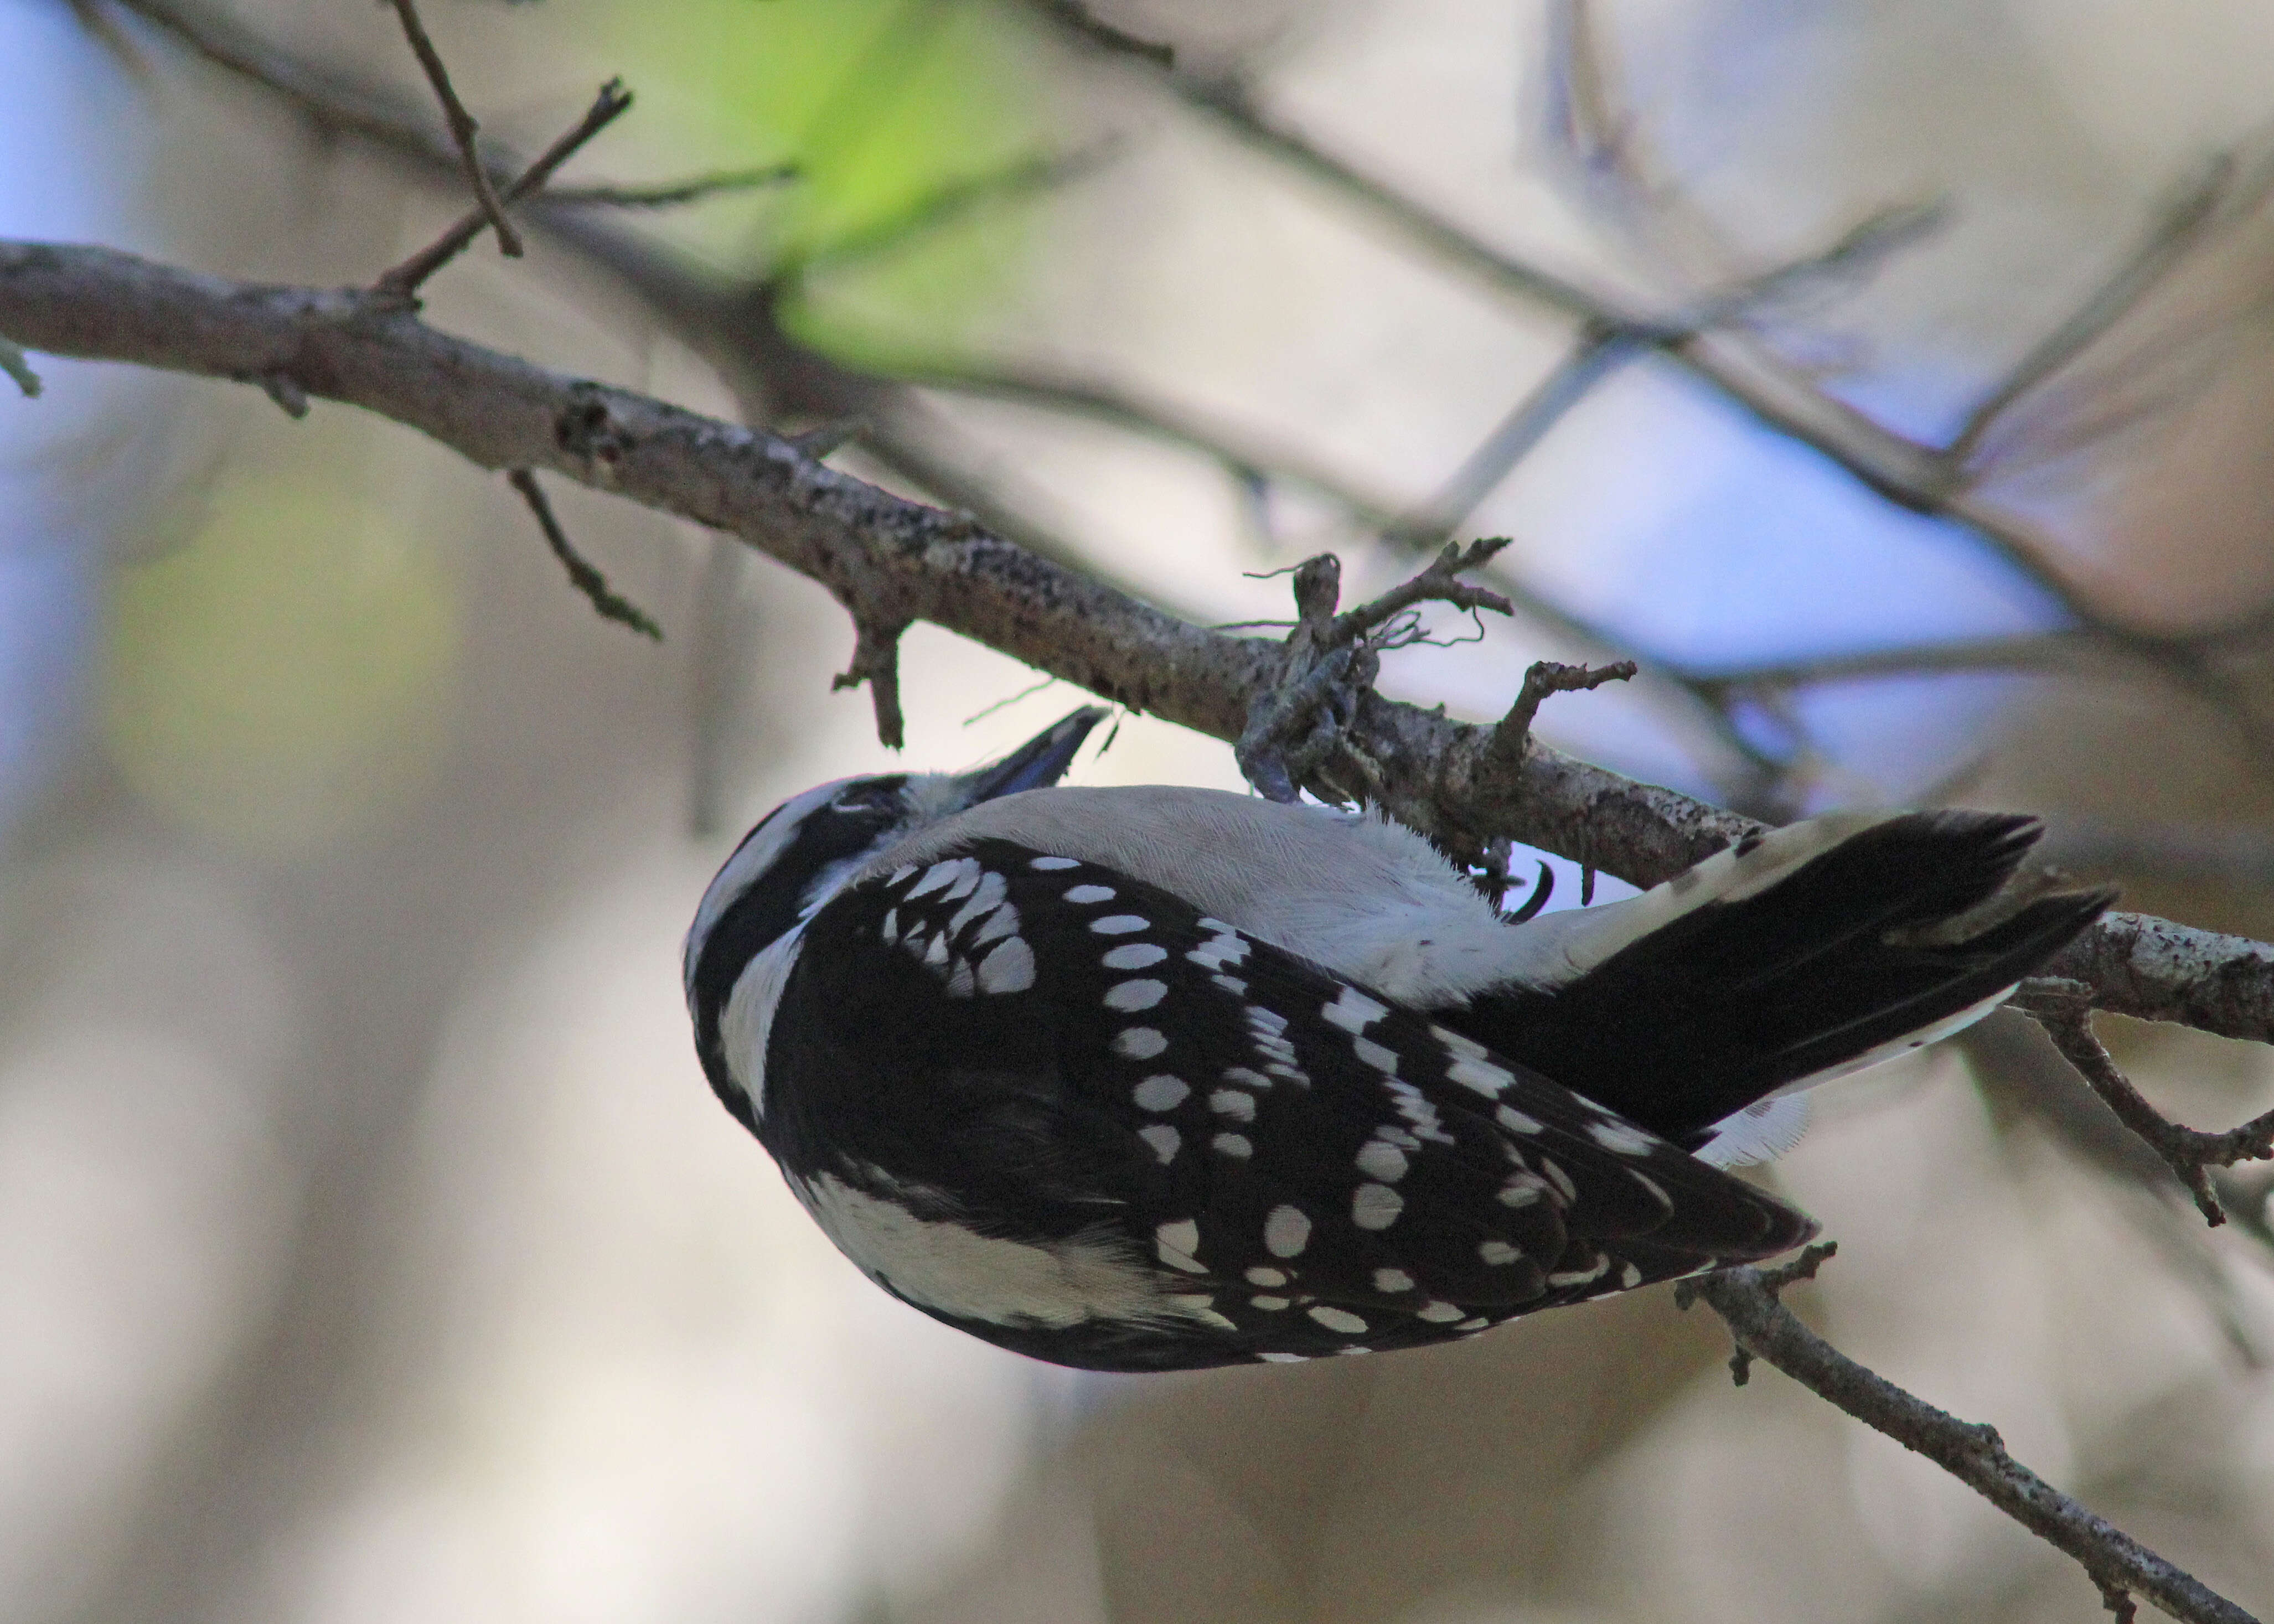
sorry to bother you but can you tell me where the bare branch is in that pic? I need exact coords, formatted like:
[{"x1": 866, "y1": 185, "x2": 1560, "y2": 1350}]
[
  {"x1": 2014, "y1": 977, "x2": 2274, "y2": 1224},
  {"x1": 380, "y1": 0, "x2": 520, "y2": 258},
  {"x1": 1681, "y1": 1255, "x2": 2261, "y2": 1624},
  {"x1": 507, "y1": 468, "x2": 662, "y2": 640},
  {"x1": 1490, "y1": 658, "x2": 1638, "y2": 769},
  {"x1": 542, "y1": 164, "x2": 799, "y2": 210},
  {"x1": 375, "y1": 78, "x2": 633, "y2": 299},
  {"x1": 1947, "y1": 152, "x2": 2262, "y2": 473},
  {"x1": 10, "y1": 239, "x2": 2274, "y2": 1043},
  {"x1": 833, "y1": 616, "x2": 912, "y2": 751}
]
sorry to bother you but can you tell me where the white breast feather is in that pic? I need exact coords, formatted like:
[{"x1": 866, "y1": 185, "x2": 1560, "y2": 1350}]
[{"x1": 795, "y1": 1172, "x2": 1193, "y2": 1328}]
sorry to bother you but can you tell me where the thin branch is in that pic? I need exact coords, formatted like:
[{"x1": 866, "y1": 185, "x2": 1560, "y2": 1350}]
[
  {"x1": 2014, "y1": 978, "x2": 2274, "y2": 1225},
  {"x1": 12, "y1": 240, "x2": 2274, "y2": 1044},
  {"x1": 374, "y1": 78, "x2": 633, "y2": 299},
  {"x1": 1025, "y1": 0, "x2": 1175, "y2": 66},
  {"x1": 833, "y1": 614, "x2": 911, "y2": 749},
  {"x1": 1947, "y1": 152, "x2": 2255, "y2": 473},
  {"x1": 541, "y1": 164, "x2": 799, "y2": 210},
  {"x1": 1679, "y1": 1255, "x2": 2260, "y2": 1624},
  {"x1": 507, "y1": 468, "x2": 661, "y2": 640},
  {"x1": 1490, "y1": 658, "x2": 1638, "y2": 769},
  {"x1": 380, "y1": 0, "x2": 520, "y2": 257}
]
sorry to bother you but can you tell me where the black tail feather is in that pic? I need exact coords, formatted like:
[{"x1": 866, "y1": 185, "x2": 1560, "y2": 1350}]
[{"x1": 1442, "y1": 813, "x2": 2114, "y2": 1146}]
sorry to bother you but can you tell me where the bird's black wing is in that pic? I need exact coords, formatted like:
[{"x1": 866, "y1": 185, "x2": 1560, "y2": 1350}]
[{"x1": 761, "y1": 838, "x2": 1815, "y2": 1371}]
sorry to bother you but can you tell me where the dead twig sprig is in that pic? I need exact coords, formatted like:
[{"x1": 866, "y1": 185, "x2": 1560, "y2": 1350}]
[
  {"x1": 1680, "y1": 1245, "x2": 2256, "y2": 1624},
  {"x1": 834, "y1": 615, "x2": 913, "y2": 751},
  {"x1": 1491, "y1": 658, "x2": 1638, "y2": 770},
  {"x1": 381, "y1": 0, "x2": 520, "y2": 258},
  {"x1": 1238, "y1": 544, "x2": 1526, "y2": 803},
  {"x1": 541, "y1": 164, "x2": 799, "y2": 210},
  {"x1": 507, "y1": 469, "x2": 662, "y2": 641},
  {"x1": 2015, "y1": 977, "x2": 2274, "y2": 1225},
  {"x1": 1675, "y1": 1239, "x2": 1836, "y2": 1384},
  {"x1": 375, "y1": 78, "x2": 633, "y2": 301}
]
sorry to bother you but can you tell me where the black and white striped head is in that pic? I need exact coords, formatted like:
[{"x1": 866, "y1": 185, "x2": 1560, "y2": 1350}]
[{"x1": 683, "y1": 708, "x2": 1107, "y2": 1076}]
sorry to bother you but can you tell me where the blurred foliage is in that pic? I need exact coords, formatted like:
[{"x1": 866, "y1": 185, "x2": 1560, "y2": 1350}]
[
  {"x1": 585, "y1": 0, "x2": 1052, "y2": 370},
  {"x1": 102, "y1": 461, "x2": 459, "y2": 851}
]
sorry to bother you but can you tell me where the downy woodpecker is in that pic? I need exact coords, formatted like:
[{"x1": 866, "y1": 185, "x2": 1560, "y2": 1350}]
[{"x1": 684, "y1": 708, "x2": 2109, "y2": 1370}]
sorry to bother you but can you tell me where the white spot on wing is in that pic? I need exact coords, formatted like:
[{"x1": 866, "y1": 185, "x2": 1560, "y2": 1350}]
[
  {"x1": 1207, "y1": 1089, "x2": 1256, "y2": 1122},
  {"x1": 1155, "y1": 1219, "x2": 1206, "y2": 1273},
  {"x1": 1104, "y1": 979, "x2": 1167, "y2": 1011},
  {"x1": 1307, "y1": 1305, "x2": 1368, "y2": 1334},
  {"x1": 1351, "y1": 1036, "x2": 1400, "y2": 1075},
  {"x1": 1372, "y1": 1268, "x2": 1415, "y2": 1294},
  {"x1": 1478, "y1": 1240, "x2": 1521, "y2": 1266},
  {"x1": 1322, "y1": 987, "x2": 1388, "y2": 1034},
  {"x1": 1138, "y1": 1125, "x2": 1181, "y2": 1163},
  {"x1": 1496, "y1": 1105, "x2": 1543, "y2": 1135},
  {"x1": 906, "y1": 861, "x2": 963, "y2": 899},
  {"x1": 1353, "y1": 1183, "x2": 1403, "y2": 1229},
  {"x1": 1103, "y1": 943, "x2": 1167, "y2": 969},
  {"x1": 1588, "y1": 1119, "x2": 1658, "y2": 1156},
  {"x1": 1417, "y1": 1300, "x2": 1464, "y2": 1322},
  {"x1": 1245, "y1": 1266, "x2": 1287, "y2": 1287},
  {"x1": 1064, "y1": 884, "x2": 1115, "y2": 904},
  {"x1": 1089, "y1": 914, "x2": 1148, "y2": 935},
  {"x1": 1114, "y1": 1027, "x2": 1168, "y2": 1059},
  {"x1": 976, "y1": 937, "x2": 1035, "y2": 994},
  {"x1": 1029, "y1": 855, "x2": 1079, "y2": 870},
  {"x1": 971, "y1": 904, "x2": 1021, "y2": 947},
  {"x1": 1212, "y1": 1132, "x2": 1253, "y2": 1159},
  {"x1": 1448, "y1": 1057, "x2": 1515, "y2": 1097},
  {"x1": 1132, "y1": 1074, "x2": 1189, "y2": 1111},
  {"x1": 1355, "y1": 1139, "x2": 1409, "y2": 1182},
  {"x1": 1263, "y1": 1204, "x2": 1311, "y2": 1258}
]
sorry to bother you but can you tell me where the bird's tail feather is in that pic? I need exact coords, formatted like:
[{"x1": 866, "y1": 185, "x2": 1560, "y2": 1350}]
[{"x1": 1445, "y1": 811, "x2": 2113, "y2": 1149}]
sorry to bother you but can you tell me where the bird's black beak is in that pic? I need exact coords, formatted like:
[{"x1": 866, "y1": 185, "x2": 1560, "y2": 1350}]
[{"x1": 959, "y1": 707, "x2": 1108, "y2": 804}]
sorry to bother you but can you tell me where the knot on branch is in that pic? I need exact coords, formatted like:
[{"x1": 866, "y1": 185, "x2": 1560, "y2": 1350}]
[
  {"x1": 834, "y1": 614, "x2": 912, "y2": 751},
  {"x1": 1236, "y1": 540, "x2": 1519, "y2": 804},
  {"x1": 1676, "y1": 1240, "x2": 1836, "y2": 1385},
  {"x1": 2014, "y1": 977, "x2": 2274, "y2": 1227}
]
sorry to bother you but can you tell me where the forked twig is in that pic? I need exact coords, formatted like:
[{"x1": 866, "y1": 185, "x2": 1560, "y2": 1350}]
[
  {"x1": 381, "y1": 0, "x2": 520, "y2": 258},
  {"x1": 2015, "y1": 977, "x2": 2274, "y2": 1225}
]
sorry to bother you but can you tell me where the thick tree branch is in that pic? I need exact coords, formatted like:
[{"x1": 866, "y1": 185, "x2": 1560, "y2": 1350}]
[
  {"x1": 6, "y1": 237, "x2": 2274, "y2": 1049},
  {"x1": 1682, "y1": 1255, "x2": 2259, "y2": 1624}
]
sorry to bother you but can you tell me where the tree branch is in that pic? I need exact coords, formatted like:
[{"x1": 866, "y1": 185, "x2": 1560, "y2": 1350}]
[
  {"x1": 2014, "y1": 978, "x2": 2274, "y2": 1224},
  {"x1": 6, "y1": 237, "x2": 2274, "y2": 1045},
  {"x1": 1681, "y1": 1254, "x2": 2260, "y2": 1624}
]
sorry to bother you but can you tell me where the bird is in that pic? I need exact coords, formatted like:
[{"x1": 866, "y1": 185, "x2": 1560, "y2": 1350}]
[{"x1": 683, "y1": 706, "x2": 2112, "y2": 1371}]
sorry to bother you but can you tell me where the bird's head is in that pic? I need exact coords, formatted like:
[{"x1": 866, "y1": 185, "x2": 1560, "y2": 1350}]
[{"x1": 683, "y1": 706, "x2": 1107, "y2": 1013}]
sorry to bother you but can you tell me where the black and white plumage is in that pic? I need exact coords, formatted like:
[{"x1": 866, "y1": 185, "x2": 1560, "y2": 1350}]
[{"x1": 684, "y1": 708, "x2": 2111, "y2": 1371}]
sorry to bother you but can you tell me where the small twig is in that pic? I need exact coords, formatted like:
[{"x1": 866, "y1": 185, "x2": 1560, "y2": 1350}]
[
  {"x1": 540, "y1": 164, "x2": 798, "y2": 210},
  {"x1": 375, "y1": 77, "x2": 633, "y2": 299},
  {"x1": 788, "y1": 416, "x2": 867, "y2": 459},
  {"x1": 381, "y1": 0, "x2": 520, "y2": 257},
  {"x1": 2014, "y1": 977, "x2": 2274, "y2": 1226},
  {"x1": 1946, "y1": 153, "x2": 2246, "y2": 474},
  {"x1": 1332, "y1": 536, "x2": 1517, "y2": 645},
  {"x1": 1676, "y1": 1240, "x2": 1835, "y2": 1384},
  {"x1": 1681, "y1": 1250, "x2": 2258, "y2": 1624},
  {"x1": 1490, "y1": 658, "x2": 1637, "y2": 767},
  {"x1": 255, "y1": 370, "x2": 308, "y2": 417},
  {"x1": 1026, "y1": 0, "x2": 1174, "y2": 66},
  {"x1": 0, "y1": 334, "x2": 41, "y2": 397},
  {"x1": 834, "y1": 616, "x2": 912, "y2": 750},
  {"x1": 507, "y1": 468, "x2": 661, "y2": 640},
  {"x1": 782, "y1": 146, "x2": 1114, "y2": 280},
  {"x1": 1237, "y1": 544, "x2": 1524, "y2": 803}
]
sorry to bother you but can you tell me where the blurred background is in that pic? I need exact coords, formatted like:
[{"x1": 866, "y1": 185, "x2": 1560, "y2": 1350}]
[{"x1": 6, "y1": 1, "x2": 2274, "y2": 1620}]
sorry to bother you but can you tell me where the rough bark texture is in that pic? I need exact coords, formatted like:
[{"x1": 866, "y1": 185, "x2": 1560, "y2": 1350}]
[{"x1": 0, "y1": 237, "x2": 2261, "y2": 1049}]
